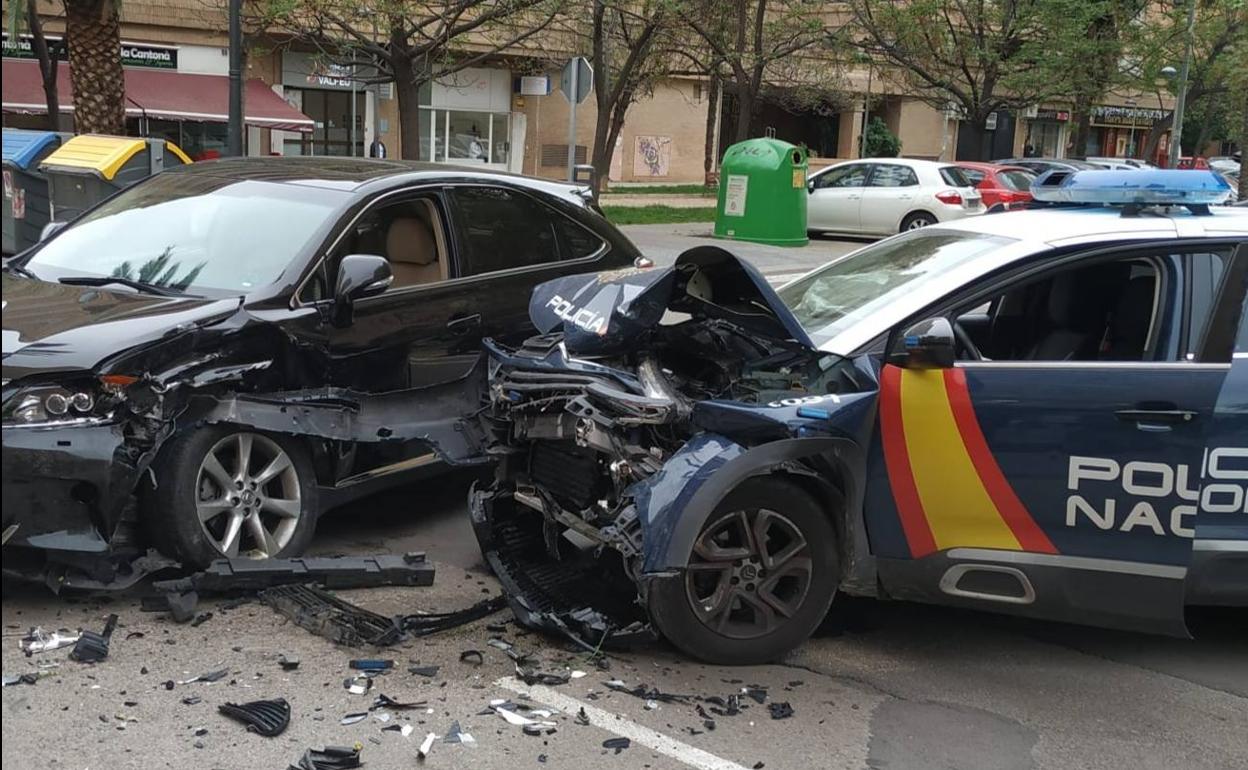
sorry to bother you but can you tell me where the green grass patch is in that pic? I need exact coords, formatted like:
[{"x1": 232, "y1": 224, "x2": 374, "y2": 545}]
[
  {"x1": 601, "y1": 205, "x2": 717, "y2": 225},
  {"x1": 603, "y1": 184, "x2": 717, "y2": 196}
]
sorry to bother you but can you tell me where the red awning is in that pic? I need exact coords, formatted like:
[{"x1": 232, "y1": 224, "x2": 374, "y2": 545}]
[{"x1": 2, "y1": 59, "x2": 313, "y2": 132}]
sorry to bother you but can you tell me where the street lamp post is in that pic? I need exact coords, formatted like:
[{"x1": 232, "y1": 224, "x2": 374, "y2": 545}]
[
  {"x1": 1166, "y1": 0, "x2": 1197, "y2": 168},
  {"x1": 1125, "y1": 98, "x2": 1137, "y2": 159},
  {"x1": 227, "y1": 0, "x2": 243, "y2": 157}
]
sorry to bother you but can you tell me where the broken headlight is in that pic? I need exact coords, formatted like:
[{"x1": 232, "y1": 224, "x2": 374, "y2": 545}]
[{"x1": 2, "y1": 382, "x2": 112, "y2": 426}]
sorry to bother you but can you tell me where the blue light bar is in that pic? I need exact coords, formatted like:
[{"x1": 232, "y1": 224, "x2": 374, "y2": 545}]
[{"x1": 1030, "y1": 169, "x2": 1232, "y2": 206}]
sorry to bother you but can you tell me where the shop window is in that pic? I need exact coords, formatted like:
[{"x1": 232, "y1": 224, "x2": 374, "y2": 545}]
[
  {"x1": 284, "y1": 88, "x2": 365, "y2": 156},
  {"x1": 422, "y1": 109, "x2": 511, "y2": 165}
]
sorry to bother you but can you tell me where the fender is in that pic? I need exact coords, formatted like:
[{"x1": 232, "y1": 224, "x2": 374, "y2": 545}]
[{"x1": 631, "y1": 434, "x2": 867, "y2": 577}]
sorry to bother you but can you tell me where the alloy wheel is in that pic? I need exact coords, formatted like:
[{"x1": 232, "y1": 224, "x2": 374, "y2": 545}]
[
  {"x1": 906, "y1": 216, "x2": 934, "y2": 230},
  {"x1": 684, "y1": 508, "x2": 814, "y2": 640},
  {"x1": 194, "y1": 432, "x2": 302, "y2": 559}
]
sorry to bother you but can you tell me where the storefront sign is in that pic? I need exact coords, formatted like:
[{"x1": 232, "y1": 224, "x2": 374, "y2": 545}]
[
  {"x1": 2, "y1": 34, "x2": 178, "y2": 69},
  {"x1": 1034, "y1": 109, "x2": 1070, "y2": 122},
  {"x1": 1091, "y1": 105, "x2": 1164, "y2": 128},
  {"x1": 282, "y1": 52, "x2": 371, "y2": 91}
]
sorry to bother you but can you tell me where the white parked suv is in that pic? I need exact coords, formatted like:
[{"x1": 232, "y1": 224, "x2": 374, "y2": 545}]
[{"x1": 806, "y1": 158, "x2": 984, "y2": 237}]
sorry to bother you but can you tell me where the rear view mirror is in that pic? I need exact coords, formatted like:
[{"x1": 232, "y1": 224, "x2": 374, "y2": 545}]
[
  {"x1": 888, "y1": 317, "x2": 956, "y2": 369},
  {"x1": 332, "y1": 254, "x2": 392, "y2": 327}
]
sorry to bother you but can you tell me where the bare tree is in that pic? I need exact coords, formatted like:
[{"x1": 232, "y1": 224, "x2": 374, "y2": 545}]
[
  {"x1": 264, "y1": 0, "x2": 566, "y2": 159},
  {"x1": 7, "y1": 0, "x2": 62, "y2": 128},
  {"x1": 677, "y1": 0, "x2": 830, "y2": 143}
]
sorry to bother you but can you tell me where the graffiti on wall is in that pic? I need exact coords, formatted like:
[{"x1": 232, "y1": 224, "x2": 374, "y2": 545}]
[{"x1": 633, "y1": 135, "x2": 673, "y2": 176}]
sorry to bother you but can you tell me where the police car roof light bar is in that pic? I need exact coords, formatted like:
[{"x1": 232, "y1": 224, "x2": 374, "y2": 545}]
[{"x1": 1030, "y1": 169, "x2": 1232, "y2": 215}]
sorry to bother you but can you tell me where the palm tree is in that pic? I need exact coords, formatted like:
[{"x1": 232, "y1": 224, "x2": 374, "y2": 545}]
[{"x1": 64, "y1": 0, "x2": 126, "y2": 134}]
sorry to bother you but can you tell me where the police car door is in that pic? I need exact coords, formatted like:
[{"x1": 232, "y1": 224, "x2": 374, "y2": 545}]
[
  {"x1": 1187, "y1": 242, "x2": 1248, "y2": 607},
  {"x1": 872, "y1": 240, "x2": 1238, "y2": 636}
]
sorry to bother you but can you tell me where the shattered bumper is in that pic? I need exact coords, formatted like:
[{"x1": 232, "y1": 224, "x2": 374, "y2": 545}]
[
  {"x1": 2, "y1": 420, "x2": 137, "y2": 555},
  {"x1": 469, "y1": 482, "x2": 655, "y2": 650}
]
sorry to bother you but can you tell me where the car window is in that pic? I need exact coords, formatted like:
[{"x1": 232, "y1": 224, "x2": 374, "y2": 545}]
[
  {"x1": 960, "y1": 168, "x2": 986, "y2": 186},
  {"x1": 815, "y1": 164, "x2": 870, "y2": 189},
  {"x1": 868, "y1": 165, "x2": 919, "y2": 188},
  {"x1": 939, "y1": 166, "x2": 972, "y2": 187},
  {"x1": 24, "y1": 177, "x2": 344, "y2": 297},
  {"x1": 948, "y1": 252, "x2": 1223, "y2": 363},
  {"x1": 1187, "y1": 251, "x2": 1228, "y2": 355},
  {"x1": 553, "y1": 215, "x2": 606, "y2": 261},
  {"x1": 998, "y1": 171, "x2": 1034, "y2": 191},
  {"x1": 451, "y1": 186, "x2": 561, "y2": 276}
]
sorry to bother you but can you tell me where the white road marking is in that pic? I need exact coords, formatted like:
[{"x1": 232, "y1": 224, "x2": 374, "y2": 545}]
[{"x1": 495, "y1": 676, "x2": 752, "y2": 770}]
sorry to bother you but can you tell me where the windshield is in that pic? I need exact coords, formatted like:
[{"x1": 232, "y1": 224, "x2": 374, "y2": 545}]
[
  {"x1": 22, "y1": 175, "x2": 346, "y2": 295},
  {"x1": 998, "y1": 170, "x2": 1034, "y2": 191},
  {"x1": 778, "y1": 229, "x2": 1017, "y2": 346}
]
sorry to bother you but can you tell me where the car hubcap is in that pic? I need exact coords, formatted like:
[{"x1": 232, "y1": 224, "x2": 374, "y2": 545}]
[
  {"x1": 685, "y1": 508, "x2": 813, "y2": 640},
  {"x1": 195, "y1": 432, "x2": 301, "y2": 559},
  {"x1": 907, "y1": 217, "x2": 932, "y2": 230}
]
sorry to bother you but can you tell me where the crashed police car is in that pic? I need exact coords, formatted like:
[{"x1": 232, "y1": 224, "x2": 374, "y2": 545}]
[
  {"x1": 1, "y1": 158, "x2": 638, "y2": 588},
  {"x1": 471, "y1": 170, "x2": 1247, "y2": 664}
]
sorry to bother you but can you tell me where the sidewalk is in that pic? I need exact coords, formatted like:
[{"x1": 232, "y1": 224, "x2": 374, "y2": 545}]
[{"x1": 599, "y1": 194, "x2": 716, "y2": 208}]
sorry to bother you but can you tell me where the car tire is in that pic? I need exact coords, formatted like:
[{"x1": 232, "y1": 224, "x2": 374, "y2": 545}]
[
  {"x1": 143, "y1": 426, "x2": 318, "y2": 568},
  {"x1": 648, "y1": 477, "x2": 839, "y2": 665},
  {"x1": 900, "y1": 212, "x2": 936, "y2": 232}
]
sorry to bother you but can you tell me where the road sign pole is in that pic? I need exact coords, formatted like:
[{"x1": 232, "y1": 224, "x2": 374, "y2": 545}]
[{"x1": 566, "y1": 65, "x2": 578, "y2": 181}]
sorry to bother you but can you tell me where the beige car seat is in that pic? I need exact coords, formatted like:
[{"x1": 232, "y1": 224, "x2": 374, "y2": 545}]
[{"x1": 385, "y1": 200, "x2": 447, "y2": 287}]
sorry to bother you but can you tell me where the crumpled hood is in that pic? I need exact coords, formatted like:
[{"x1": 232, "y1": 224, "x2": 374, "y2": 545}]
[
  {"x1": 528, "y1": 246, "x2": 815, "y2": 355},
  {"x1": 1, "y1": 272, "x2": 239, "y2": 381}
]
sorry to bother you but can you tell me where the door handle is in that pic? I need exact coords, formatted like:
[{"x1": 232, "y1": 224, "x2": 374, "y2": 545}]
[
  {"x1": 1114, "y1": 408, "x2": 1197, "y2": 427},
  {"x1": 446, "y1": 313, "x2": 482, "y2": 334}
]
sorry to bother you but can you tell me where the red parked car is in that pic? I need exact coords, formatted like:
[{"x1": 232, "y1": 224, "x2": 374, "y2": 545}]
[{"x1": 955, "y1": 162, "x2": 1036, "y2": 212}]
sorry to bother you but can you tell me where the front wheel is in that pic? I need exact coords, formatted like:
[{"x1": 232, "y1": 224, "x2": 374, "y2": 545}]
[
  {"x1": 143, "y1": 427, "x2": 318, "y2": 568},
  {"x1": 648, "y1": 477, "x2": 839, "y2": 665}
]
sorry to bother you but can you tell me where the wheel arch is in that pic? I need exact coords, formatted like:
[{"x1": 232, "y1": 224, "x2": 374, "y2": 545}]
[
  {"x1": 641, "y1": 436, "x2": 872, "y2": 590},
  {"x1": 899, "y1": 209, "x2": 937, "y2": 232}
]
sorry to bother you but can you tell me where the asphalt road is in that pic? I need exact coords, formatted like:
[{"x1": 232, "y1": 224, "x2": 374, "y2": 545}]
[{"x1": 4, "y1": 473, "x2": 1245, "y2": 770}]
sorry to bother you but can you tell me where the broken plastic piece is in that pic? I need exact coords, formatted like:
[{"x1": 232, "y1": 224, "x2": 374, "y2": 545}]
[
  {"x1": 19, "y1": 627, "x2": 81, "y2": 656},
  {"x1": 371, "y1": 693, "x2": 426, "y2": 711},
  {"x1": 418, "y1": 732, "x2": 437, "y2": 760},
  {"x1": 743, "y1": 687, "x2": 767, "y2": 704},
  {"x1": 343, "y1": 675, "x2": 372, "y2": 695},
  {"x1": 339, "y1": 712, "x2": 368, "y2": 726},
  {"x1": 288, "y1": 745, "x2": 363, "y2": 770},
  {"x1": 218, "y1": 698, "x2": 291, "y2": 736},
  {"x1": 191, "y1": 612, "x2": 213, "y2": 627},
  {"x1": 178, "y1": 667, "x2": 229, "y2": 685},
  {"x1": 575, "y1": 707, "x2": 590, "y2": 726},
  {"x1": 278, "y1": 655, "x2": 301, "y2": 671},
  {"x1": 183, "y1": 696, "x2": 203, "y2": 705},
  {"x1": 400, "y1": 595, "x2": 507, "y2": 638},
  {"x1": 459, "y1": 650, "x2": 484, "y2": 666},
  {"x1": 261, "y1": 585, "x2": 403, "y2": 647},
  {"x1": 349, "y1": 659, "x2": 393, "y2": 672},
  {"x1": 409, "y1": 665, "x2": 439, "y2": 678},
  {"x1": 69, "y1": 615, "x2": 118, "y2": 663},
  {"x1": 768, "y1": 702, "x2": 793, "y2": 720},
  {"x1": 605, "y1": 680, "x2": 691, "y2": 704},
  {"x1": 603, "y1": 737, "x2": 631, "y2": 753},
  {"x1": 155, "y1": 553, "x2": 435, "y2": 596},
  {"x1": 443, "y1": 720, "x2": 476, "y2": 745}
]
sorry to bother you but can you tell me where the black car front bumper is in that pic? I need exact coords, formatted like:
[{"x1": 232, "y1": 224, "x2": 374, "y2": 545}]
[{"x1": 2, "y1": 420, "x2": 144, "y2": 579}]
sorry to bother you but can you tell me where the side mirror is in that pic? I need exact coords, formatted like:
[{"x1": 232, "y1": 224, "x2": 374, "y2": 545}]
[
  {"x1": 807, "y1": 179, "x2": 816, "y2": 193},
  {"x1": 40, "y1": 221, "x2": 68, "y2": 242},
  {"x1": 888, "y1": 317, "x2": 956, "y2": 369},
  {"x1": 333, "y1": 254, "x2": 392, "y2": 326}
]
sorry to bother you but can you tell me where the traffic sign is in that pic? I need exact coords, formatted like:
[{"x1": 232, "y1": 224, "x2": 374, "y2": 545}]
[{"x1": 560, "y1": 57, "x2": 593, "y2": 105}]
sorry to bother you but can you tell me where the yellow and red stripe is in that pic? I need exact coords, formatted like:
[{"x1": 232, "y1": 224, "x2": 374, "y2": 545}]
[{"x1": 880, "y1": 365, "x2": 1056, "y2": 558}]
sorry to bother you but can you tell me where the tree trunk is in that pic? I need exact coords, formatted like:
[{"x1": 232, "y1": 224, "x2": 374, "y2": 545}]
[
  {"x1": 1240, "y1": 90, "x2": 1247, "y2": 202},
  {"x1": 703, "y1": 71, "x2": 721, "y2": 188},
  {"x1": 1141, "y1": 112, "x2": 1174, "y2": 165},
  {"x1": 65, "y1": 0, "x2": 125, "y2": 134},
  {"x1": 27, "y1": 0, "x2": 59, "y2": 130},
  {"x1": 733, "y1": 87, "x2": 754, "y2": 143},
  {"x1": 392, "y1": 51, "x2": 425, "y2": 161},
  {"x1": 590, "y1": 106, "x2": 614, "y2": 198}
]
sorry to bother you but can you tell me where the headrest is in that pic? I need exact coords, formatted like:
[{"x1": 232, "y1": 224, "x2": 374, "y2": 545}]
[{"x1": 386, "y1": 217, "x2": 436, "y2": 266}]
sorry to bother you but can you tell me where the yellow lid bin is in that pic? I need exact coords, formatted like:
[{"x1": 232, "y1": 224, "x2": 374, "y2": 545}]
[{"x1": 40, "y1": 134, "x2": 191, "y2": 223}]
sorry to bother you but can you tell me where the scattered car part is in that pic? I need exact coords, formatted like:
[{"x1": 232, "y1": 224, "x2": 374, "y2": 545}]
[
  {"x1": 399, "y1": 594, "x2": 507, "y2": 638},
  {"x1": 190, "y1": 612, "x2": 213, "y2": 627},
  {"x1": 278, "y1": 654, "x2": 300, "y2": 671},
  {"x1": 288, "y1": 745, "x2": 363, "y2": 770},
  {"x1": 259, "y1": 584, "x2": 403, "y2": 647},
  {"x1": 604, "y1": 680, "x2": 692, "y2": 704},
  {"x1": 69, "y1": 614, "x2": 118, "y2": 663},
  {"x1": 183, "y1": 696, "x2": 203, "y2": 705},
  {"x1": 371, "y1": 693, "x2": 426, "y2": 711},
  {"x1": 348, "y1": 659, "x2": 393, "y2": 672},
  {"x1": 443, "y1": 720, "x2": 476, "y2": 745},
  {"x1": 177, "y1": 667, "x2": 229, "y2": 685},
  {"x1": 218, "y1": 698, "x2": 291, "y2": 736},
  {"x1": 339, "y1": 713, "x2": 369, "y2": 726},
  {"x1": 155, "y1": 553, "x2": 435, "y2": 595},
  {"x1": 768, "y1": 701, "x2": 794, "y2": 719},
  {"x1": 459, "y1": 650, "x2": 484, "y2": 666},
  {"x1": 603, "y1": 737, "x2": 631, "y2": 753},
  {"x1": 418, "y1": 732, "x2": 437, "y2": 760},
  {"x1": 3, "y1": 672, "x2": 40, "y2": 686},
  {"x1": 408, "y1": 665, "x2": 439, "y2": 677},
  {"x1": 19, "y1": 627, "x2": 80, "y2": 655},
  {"x1": 343, "y1": 675, "x2": 372, "y2": 695}
]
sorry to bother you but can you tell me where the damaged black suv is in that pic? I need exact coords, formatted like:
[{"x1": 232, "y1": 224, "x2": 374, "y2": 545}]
[{"x1": 1, "y1": 157, "x2": 638, "y2": 588}]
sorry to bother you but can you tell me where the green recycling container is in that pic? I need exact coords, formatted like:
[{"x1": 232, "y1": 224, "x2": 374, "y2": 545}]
[{"x1": 714, "y1": 138, "x2": 808, "y2": 246}]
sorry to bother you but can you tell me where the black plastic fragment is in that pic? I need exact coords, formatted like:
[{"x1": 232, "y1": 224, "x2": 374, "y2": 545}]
[
  {"x1": 278, "y1": 655, "x2": 301, "y2": 671},
  {"x1": 409, "y1": 665, "x2": 439, "y2": 677},
  {"x1": 603, "y1": 737, "x2": 631, "y2": 753},
  {"x1": 768, "y1": 701, "x2": 793, "y2": 720},
  {"x1": 605, "y1": 680, "x2": 691, "y2": 704},
  {"x1": 182, "y1": 696, "x2": 202, "y2": 705},
  {"x1": 288, "y1": 745, "x2": 363, "y2": 770},
  {"x1": 743, "y1": 687, "x2": 767, "y2": 704},
  {"x1": 69, "y1": 614, "x2": 118, "y2": 663},
  {"x1": 371, "y1": 693, "x2": 426, "y2": 711},
  {"x1": 459, "y1": 650, "x2": 484, "y2": 666},
  {"x1": 191, "y1": 612, "x2": 213, "y2": 627},
  {"x1": 400, "y1": 594, "x2": 507, "y2": 638},
  {"x1": 157, "y1": 553, "x2": 435, "y2": 594},
  {"x1": 260, "y1": 584, "x2": 403, "y2": 647},
  {"x1": 575, "y1": 707, "x2": 590, "y2": 726},
  {"x1": 218, "y1": 698, "x2": 291, "y2": 736}
]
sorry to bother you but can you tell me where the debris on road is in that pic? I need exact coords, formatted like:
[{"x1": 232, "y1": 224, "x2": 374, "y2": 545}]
[
  {"x1": 443, "y1": 720, "x2": 476, "y2": 746},
  {"x1": 278, "y1": 654, "x2": 301, "y2": 671},
  {"x1": 400, "y1": 594, "x2": 508, "y2": 638},
  {"x1": 417, "y1": 732, "x2": 437, "y2": 760},
  {"x1": 459, "y1": 650, "x2": 484, "y2": 666},
  {"x1": 348, "y1": 659, "x2": 393, "y2": 673},
  {"x1": 408, "y1": 665, "x2": 439, "y2": 677},
  {"x1": 261, "y1": 584, "x2": 403, "y2": 647},
  {"x1": 69, "y1": 614, "x2": 118, "y2": 663},
  {"x1": 288, "y1": 744, "x2": 363, "y2": 770},
  {"x1": 177, "y1": 667, "x2": 229, "y2": 685},
  {"x1": 604, "y1": 680, "x2": 692, "y2": 704},
  {"x1": 343, "y1": 675, "x2": 372, "y2": 695},
  {"x1": 339, "y1": 712, "x2": 368, "y2": 726},
  {"x1": 182, "y1": 696, "x2": 203, "y2": 705},
  {"x1": 371, "y1": 693, "x2": 425, "y2": 711},
  {"x1": 19, "y1": 627, "x2": 80, "y2": 655},
  {"x1": 218, "y1": 698, "x2": 291, "y2": 736},
  {"x1": 603, "y1": 737, "x2": 631, "y2": 754},
  {"x1": 768, "y1": 702, "x2": 794, "y2": 720}
]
